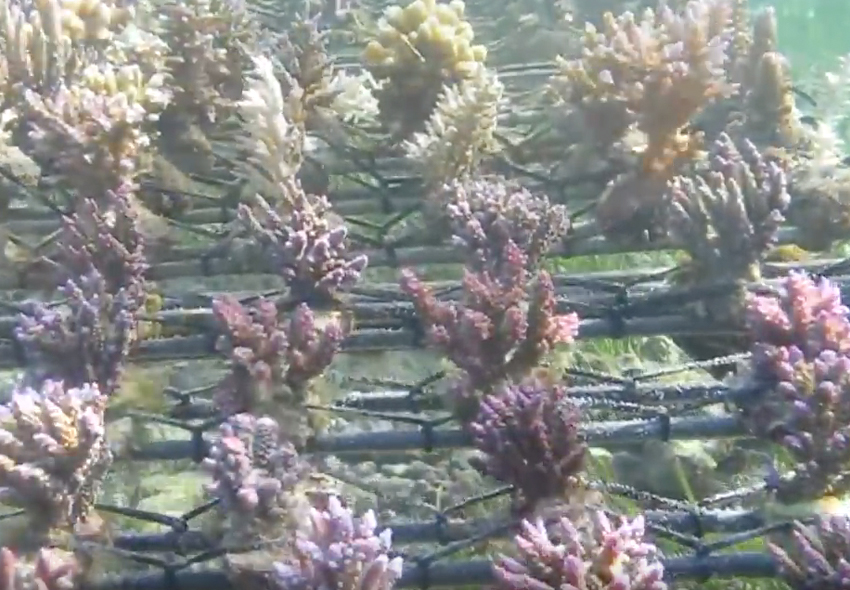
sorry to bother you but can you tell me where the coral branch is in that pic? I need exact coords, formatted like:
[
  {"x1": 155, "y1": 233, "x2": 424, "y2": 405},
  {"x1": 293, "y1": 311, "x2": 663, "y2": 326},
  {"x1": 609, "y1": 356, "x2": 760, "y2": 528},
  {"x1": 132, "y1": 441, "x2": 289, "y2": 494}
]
[
  {"x1": 469, "y1": 377, "x2": 587, "y2": 513},
  {"x1": 239, "y1": 194, "x2": 368, "y2": 305},
  {"x1": 0, "y1": 381, "x2": 110, "y2": 538},
  {"x1": 212, "y1": 296, "x2": 344, "y2": 416},
  {"x1": 401, "y1": 239, "x2": 578, "y2": 418},
  {"x1": 271, "y1": 494, "x2": 403, "y2": 590},
  {"x1": 203, "y1": 413, "x2": 308, "y2": 541},
  {"x1": 768, "y1": 515, "x2": 850, "y2": 590},
  {"x1": 493, "y1": 509, "x2": 666, "y2": 590},
  {"x1": 743, "y1": 272, "x2": 850, "y2": 501}
]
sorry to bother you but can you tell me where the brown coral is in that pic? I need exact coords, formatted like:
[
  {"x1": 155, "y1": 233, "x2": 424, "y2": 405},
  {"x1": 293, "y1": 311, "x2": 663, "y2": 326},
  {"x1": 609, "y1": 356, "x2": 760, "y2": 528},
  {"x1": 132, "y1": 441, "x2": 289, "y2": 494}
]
[{"x1": 551, "y1": 0, "x2": 736, "y2": 243}]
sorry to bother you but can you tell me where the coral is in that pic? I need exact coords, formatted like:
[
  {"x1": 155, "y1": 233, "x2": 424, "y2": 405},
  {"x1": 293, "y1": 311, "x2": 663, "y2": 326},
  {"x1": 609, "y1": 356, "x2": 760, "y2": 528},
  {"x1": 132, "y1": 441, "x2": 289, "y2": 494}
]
[
  {"x1": 15, "y1": 268, "x2": 138, "y2": 395},
  {"x1": 768, "y1": 515, "x2": 850, "y2": 590},
  {"x1": 493, "y1": 509, "x2": 666, "y2": 590},
  {"x1": 362, "y1": 0, "x2": 488, "y2": 137},
  {"x1": 238, "y1": 193, "x2": 368, "y2": 305},
  {"x1": 400, "y1": 239, "x2": 579, "y2": 419},
  {"x1": 59, "y1": 183, "x2": 148, "y2": 302},
  {"x1": 664, "y1": 133, "x2": 789, "y2": 375},
  {"x1": 158, "y1": 0, "x2": 254, "y2": 129},
  {"x1": 743, "y1": 272, "x2": 850, "y2": 501},
  {"x1": 469, "y1": 377, "x2": 587, "y2": 512},
  {"x1": 552, "y1": 1, "x2": 733, "y2": 169},
  {"x1": 0, "y1": 547, "x2": 81, "y2": 590},
  {"x1": 434, "y1": 176, "x2": 570, "y2": 271},
  {"x1": 0, "y1": 381, "x2": 110, "y2": 537},
  {"x1": 271, "y1": 494, "x2": 403, "y2": 590},
  {"x1": 212, "y1": 296, "x2": 344, "y2": 416},
  {"x1": 0, "y1": 0, "x2": 134, "y2": 98},
  {"x1": 551, "y1": 0, "x2": 735, "y2": 242},
  {"x1": 202, "y1": 413, "x2": 308, "y2": 539},
  {"x1": 403, "y1": 67, "x2": 503, "y2": 186},
  {"x1": 24, "y1": 67, "x2": 165, "y2": 196},
  {"x1": 667, "y1": 133, "x2": 790, "y2": 281},
  {"x1": 239, "y1": 54, "x2": 307, "y2": 189}
]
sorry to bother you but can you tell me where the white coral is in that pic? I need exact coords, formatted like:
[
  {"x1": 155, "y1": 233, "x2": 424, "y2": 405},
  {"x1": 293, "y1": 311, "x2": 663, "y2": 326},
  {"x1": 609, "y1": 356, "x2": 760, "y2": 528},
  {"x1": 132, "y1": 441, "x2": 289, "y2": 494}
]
[{"x1": 239, "y1": 55, "x2": 305, "y2": 184}]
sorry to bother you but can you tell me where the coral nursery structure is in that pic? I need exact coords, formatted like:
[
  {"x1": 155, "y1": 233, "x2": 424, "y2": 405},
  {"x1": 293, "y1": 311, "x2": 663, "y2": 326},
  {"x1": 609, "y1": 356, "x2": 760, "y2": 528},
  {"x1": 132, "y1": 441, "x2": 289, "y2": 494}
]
[{"x1": 0, "y1": 0, "x2": 850, "y2": 590}]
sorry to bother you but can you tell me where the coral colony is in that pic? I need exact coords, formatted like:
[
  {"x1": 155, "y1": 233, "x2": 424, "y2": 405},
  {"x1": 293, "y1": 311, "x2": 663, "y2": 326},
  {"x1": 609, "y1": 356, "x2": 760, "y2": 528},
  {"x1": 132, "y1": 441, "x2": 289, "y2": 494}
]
[{"x1": 2, "y1": 0, "x2": 850, "y2": 588}]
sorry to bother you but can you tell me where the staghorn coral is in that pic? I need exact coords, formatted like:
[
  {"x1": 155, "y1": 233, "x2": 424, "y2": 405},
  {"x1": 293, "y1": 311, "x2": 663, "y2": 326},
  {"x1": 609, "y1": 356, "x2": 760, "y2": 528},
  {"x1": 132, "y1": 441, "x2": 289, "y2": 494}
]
[
  {"x1": 403, "y1": 67, "x2": 503, "y2": 187},
  {"x1": 271, "y1": 494, "x2": 403, "y2": 590},
  {"x1": 212, "y1": 296, "x2": 344, "y2": 421},
  {"x1": 434, "y1": 176, "x2": 570, "y2": 271},
  {"x1": 493, "y1": 509, "x2": 666, "y2": 590},
  {"x1": 0, "y1": 381, "x2": 110, "y2": 539},
  {"x1": 238, "y1": 193, "x2": 368, "y2": 306},
  {"x1": 469, "y1": 376, "x2": 587, "y2": 513},
  {"x1": 362, "y1": 0, "x2": 488, "y2": 138},
  {"x1": 0, "y1": 547, "x2": 81, "y2": 590},
  {"x1": 551, "y1": 0, "x2": 735, "y2": 243},
  {"x1": 202, "y1": 413, "x2": 308, "y2": 541},
  {"x1": 768, "y1": 515, "x2": 850, "y2": 590},
  {"x1": 743, "y1": 272, "x2": 850, "y2": 501},
  {"x1": 400, "y1": 239, "x2": 579, "y2": 420}
]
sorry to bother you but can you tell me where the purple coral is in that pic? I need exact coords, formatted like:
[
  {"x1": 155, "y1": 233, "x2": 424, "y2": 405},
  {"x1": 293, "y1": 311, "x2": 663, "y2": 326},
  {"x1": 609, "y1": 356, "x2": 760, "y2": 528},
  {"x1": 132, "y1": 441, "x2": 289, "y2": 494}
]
[
  {"x1": 59, "y1": 183, "x2": 148, "y2": 306},
  {"x1": 400, "y1": 240, "x2": 579, "y2": 417},
  {"x1": 15, "y1": 268, "x2": 138, "y2": 396},
  {"x1": 746, "y1": 271, "x2": 850, "y2": 357},
  {"x1": 667, "y1": 133, "x2": 790, "y2": 277},
  {"x1": 0, "y1": 381, "x2": 110, "y2": 535},
  {"x1": 435, "y1": 177, "x2": 570, "y2": 271},
  {"x1": 768, "y1": 515, "x2": 850, "y2": 590},
  {"x1": 0, "y1": 547, "x2": 80, "y2": 590},
  {"x1": 212, "y1": 296, "x2": 344, "y2": 414},
  {"x1": 743, "y1": 272, "x2": 850, "y2": 500},
  {"x1": 494, "y1": 510, "x2": 666, "y2": 590},
  {"x1": 239, "y1": 194, "x2": 368, "y2": 304},
  {"x1": 469, "y1": 377, "x2": 587, "y2": 513},
  {"x1": 203, "y1": 414, "x2": 308, "y2": 532},
  {"x1": 272, "y1": 494, "x2": 403, "y2": 590}
]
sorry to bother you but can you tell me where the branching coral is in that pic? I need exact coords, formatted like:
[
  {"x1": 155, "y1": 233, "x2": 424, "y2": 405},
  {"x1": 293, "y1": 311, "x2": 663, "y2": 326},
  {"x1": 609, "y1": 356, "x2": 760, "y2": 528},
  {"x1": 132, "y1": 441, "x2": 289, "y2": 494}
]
[
  {"x1": 158, "y1": 0, "x2": 254, "y2": 130},
  {"x1": 362, "y1": 0, "x2": 488, "y2": 137},
  {"x1": 23, "y1": 74, "x2": 160, "y2": 196},
  {"x1": 0, "y1": 0, "x2": 134, "y2": 99},
  {"x1": 493, "y1": 510, "x2": 666, "y2": 590},
  {"x1": 15, "y1": 269, "x2": 138, "y2": 394},
  {"x1": 0, "y1": 547, "x2": 81, "y2": 590},
  {"x1": 743, "y1": 271, "x2": 850, "y2": 501},
  {"x1": 664, "y1": 132, "x2": 789, "y2": 374},
  {"x1": 768, "y1": 515, "x2": 850, "y2": 590},
  {"x1": 551, "y1": 0, "x2": 735, "y2": 243},
  {"x1": 403, "y1": 67, "x2": 503, "y2": 187},
  {"x1": 212, "y1": 296, "x2": 344, "y2": 419},
  {"x1": 433, "y1": 176, "x2": 570, "y2": 271},
  {"x1": 14, "y1": 181, "x2": 148, "y2": 393},
  {"x1": 238, "y1": 193, "x2": 368, "y2": 305},
  {"x1": 239, "y1": 54, "x2": 307, "y2": 190},
  {"x1": 203, "y1": 413, "x2": 308, "y2": 540},
  {"x1": 0, "y1": 381, "x2": 110, "y2": 538},
  {"x1": 271, "y1": 494, "x2": 403, "y2": 590},
  {"x1": 667, "y1": 133, "x2": 790, "y2": 281},
  {"x1": 400, "y1": 239, "x2": 579, "y2": 420},
  {"x1": 469, "y1": 376, "x2": 587, "y2": 513}
]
